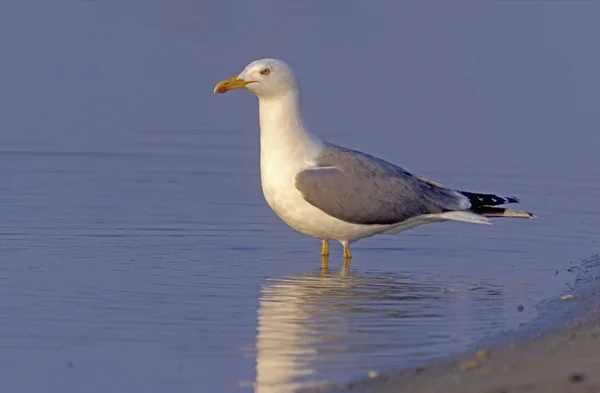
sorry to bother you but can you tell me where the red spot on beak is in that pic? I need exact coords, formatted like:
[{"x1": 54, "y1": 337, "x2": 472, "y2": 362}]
[{"x1": 216, "y1": 86, "x2": 228, "y2": 94}]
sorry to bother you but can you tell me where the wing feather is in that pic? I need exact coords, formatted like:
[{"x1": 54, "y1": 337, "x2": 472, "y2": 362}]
[{"x1": 294, "y1": 143, "x2": 467, "y2": 225}]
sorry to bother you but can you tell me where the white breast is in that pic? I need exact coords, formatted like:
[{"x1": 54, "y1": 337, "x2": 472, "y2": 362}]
[{"x1": 259, "y1": 124, "x2": 321, "y2": 231}]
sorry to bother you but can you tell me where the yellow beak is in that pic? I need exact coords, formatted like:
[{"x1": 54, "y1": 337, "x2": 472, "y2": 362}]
[{"x1": 213, "y1": 75, "x2": 252, "y2": 94}]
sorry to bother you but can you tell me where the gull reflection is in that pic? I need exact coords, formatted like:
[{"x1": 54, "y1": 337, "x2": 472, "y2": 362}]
[{"x1": 253, "y1": 265, "x2": 447, "y2": 393}]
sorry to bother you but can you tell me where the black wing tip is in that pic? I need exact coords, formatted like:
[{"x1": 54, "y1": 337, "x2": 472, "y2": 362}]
[
  {"x1": 459, "y1": 191, "x2": 521, "y2": 207},
  {"x1": 505, "y1": 196, "x2": 520, "y2": 204}
]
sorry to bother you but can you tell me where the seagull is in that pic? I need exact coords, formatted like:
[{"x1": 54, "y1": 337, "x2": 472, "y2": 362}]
[{"x1": 214, "y1": 58, "x2": 534, "y2": 262}]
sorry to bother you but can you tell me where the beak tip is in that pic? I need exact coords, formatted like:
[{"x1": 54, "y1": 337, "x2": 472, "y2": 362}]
[{"x1": 214, "y1": 75, "x2": 248, "y2": 95}]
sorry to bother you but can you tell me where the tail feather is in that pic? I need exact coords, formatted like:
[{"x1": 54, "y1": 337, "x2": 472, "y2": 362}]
[
  {"x1": 436, "y1": 211, "x2": 494, "y2": 225},
  {"x1": 471, "y1": 206, "x2": 535, "y2": 219}
]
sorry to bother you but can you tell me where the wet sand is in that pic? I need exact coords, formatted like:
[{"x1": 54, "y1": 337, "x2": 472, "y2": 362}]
[
  {"x1": 322, "y1": 260, "x2": 600, "y2": 393},
  {"x1": 333, "y1": 312, "x2": 600, "y2": 393}
]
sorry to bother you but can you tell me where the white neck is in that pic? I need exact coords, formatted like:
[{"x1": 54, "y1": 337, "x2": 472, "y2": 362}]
[
  {"x1": 258, "y1": 89, "x2": 322, "y2": 163},
  {"x1": 256, "y1": 88, "x2": 324, "y2": 216}
]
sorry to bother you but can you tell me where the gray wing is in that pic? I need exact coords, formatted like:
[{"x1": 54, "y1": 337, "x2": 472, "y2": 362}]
[{"x1": 294, "y1": 143, "x2": 467, "y2": 225}]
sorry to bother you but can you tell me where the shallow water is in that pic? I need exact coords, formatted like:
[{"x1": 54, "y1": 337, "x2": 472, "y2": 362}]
[
  {"x1": 1, "y1": 1, "x2": 599, "y2": 393},
  {"x1": 3, "y1": 139, "x2": 599, "y2": 393}
]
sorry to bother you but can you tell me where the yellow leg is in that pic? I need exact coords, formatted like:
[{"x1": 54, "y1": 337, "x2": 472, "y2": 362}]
[
  {"x1": 343, "y1": 243, "x2": 352, "y2": 260},
  {"x1": 342, "y1": 259, "x2": 351, "y2": 269},
  {"x1": 320, "y1": 240, "x2": 329, "y2": 256},
  {"x1": 321, "y1": 255, "x2": 329, "y2": 270}
]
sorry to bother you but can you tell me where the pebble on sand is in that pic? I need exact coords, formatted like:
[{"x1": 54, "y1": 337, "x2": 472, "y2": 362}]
[
  {"x1": 561, "y1": 294, "x2": 574, "y2": 300},
  {"x1": 568, "y1": 373, "x2": 587, "y2": 383},
  {"x1": 460, "y1": 361, "x2": 481, "y2": 371}
]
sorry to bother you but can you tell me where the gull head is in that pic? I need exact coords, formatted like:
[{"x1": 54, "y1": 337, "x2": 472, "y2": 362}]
[{"x1": 214, "y1": 58, "x2": 296, "y2": 98}]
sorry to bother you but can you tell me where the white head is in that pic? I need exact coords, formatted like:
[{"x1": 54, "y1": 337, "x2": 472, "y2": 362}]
[{"x1": 214, "y1": 58, "x2": 297, "y2": 99}]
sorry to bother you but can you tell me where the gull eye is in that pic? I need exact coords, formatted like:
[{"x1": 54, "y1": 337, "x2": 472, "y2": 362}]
[{"x1": 260, "y1": 68, "x2": 271, "y2": 76}]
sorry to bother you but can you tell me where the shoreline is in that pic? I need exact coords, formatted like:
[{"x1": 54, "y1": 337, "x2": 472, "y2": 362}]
[{"x1": 314, "y1": 255, "x2": 600, "y2": 393}]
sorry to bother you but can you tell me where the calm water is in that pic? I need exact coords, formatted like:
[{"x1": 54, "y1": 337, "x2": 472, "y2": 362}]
[{"x1": 1, "y1": 2, "x2": 599, "y2": 393}]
